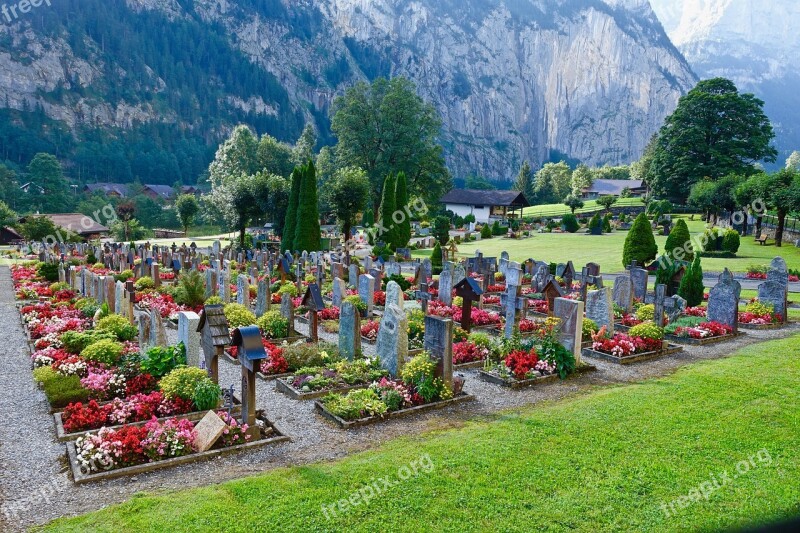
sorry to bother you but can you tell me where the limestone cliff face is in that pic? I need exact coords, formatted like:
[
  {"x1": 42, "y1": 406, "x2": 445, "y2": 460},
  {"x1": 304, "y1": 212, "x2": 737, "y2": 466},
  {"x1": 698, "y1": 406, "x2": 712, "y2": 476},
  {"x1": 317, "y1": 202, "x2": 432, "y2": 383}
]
[{"x1": 0, "y1": 0, "x2": 696, "y2": 180}]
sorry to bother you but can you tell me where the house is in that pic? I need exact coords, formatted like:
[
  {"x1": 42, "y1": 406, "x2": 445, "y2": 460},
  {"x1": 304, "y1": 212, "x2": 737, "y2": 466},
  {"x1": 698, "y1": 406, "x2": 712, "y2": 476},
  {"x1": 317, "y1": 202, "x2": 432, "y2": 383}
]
[
  {"x1": 82, "y1": 183, "x2": 182, "y2": 201},
  {"x1": 440, "y1": 189, "x2": 530, "y2": 224},
  {"x1": 0, "y1": 226, "x2": 23, "y2": 245},
  {"x1": 19, "y1": 182, "x2": 46, "y2": 194},
  {"x1": 142, "y1": 184, "x2": 176, "y2": 201},
  {"x1": 18, "y1": 213, "x2": 110, "y2": 241},
  {"x1": 84, "y1": 183, "x2": 130, "y2": 198},
  {"x1": 582, "y1": 179, "x2": 647, "y2": 200}
]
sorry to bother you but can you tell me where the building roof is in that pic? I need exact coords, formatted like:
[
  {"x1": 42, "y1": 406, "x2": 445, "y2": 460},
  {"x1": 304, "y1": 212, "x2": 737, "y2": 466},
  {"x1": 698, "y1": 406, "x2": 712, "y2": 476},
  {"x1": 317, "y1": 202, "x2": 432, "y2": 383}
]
[
  {"x1": 197, "y1": 305, "x2": 230, "y2": 346},
  {"x1": 83, "y1": 183, "x2": 179, "y2": 199},
  {"x1": 85, "y1": 183, "x2": 130, "y2": 196},
  {"x1": 584, "y1": 179, "x2": 646, "y2": 196},
  {"x1": 440, "y1": 189, "x2": 530, "y2": 207},
  {"x1": 19, "y1": 213, "x2": 109, "y2": 236},
  {"x1": 144, "y1": 184, "x2": 175, "y2": 199}
]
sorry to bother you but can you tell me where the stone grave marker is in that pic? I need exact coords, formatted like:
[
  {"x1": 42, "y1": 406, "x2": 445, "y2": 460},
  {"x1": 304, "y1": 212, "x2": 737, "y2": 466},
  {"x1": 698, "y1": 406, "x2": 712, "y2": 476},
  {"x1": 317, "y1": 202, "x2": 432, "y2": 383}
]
[
  {"x1": 358, "y1": 274, "x2": 375, "y2": 315},
  {"x1": 500, "y1": 263, "x2": 526, "y2": 337},
  {"x1": 332, "y1": 277, "x2": 346, "y2": 308},
  {"x1": 385, "y1": 280, "x2": 405, "y2": 309},
  {"x1": 280, "y1": 293, "x2": 295, "y2": 336},
  {"x1": 612, "y1": 275, "x2": 633, "y2": 313},
  {"x1": 193, "y1": 410, "x2": 227, "y2": 452},
  {"x1": 415, "y1": 282, "x2": 433, "y2": 314},
  {"x1": 177, "y1": 311, "x2": 202, "y2": 367},
  {"x1": 629, "y1": 261, "x2": 649, "y2": 302},
  {"x1": 760, "y1": 257, "x2": 789, "y2": 322},
  {"x1": 438, "y1": 268, "x2": 453, "y2": 306},
  {"x1": 339, "y1": 301, "x2": 361, "y2": 361},
  {"x1": 237, "y1": 274, "x2": 250, "y2": 307},
  {"x1": 255, "y1": 278, "x2": 269, "y2": 318},
  {"x1": 707, "y1": 269, "x2": 741, "y2": 333},
  {"x1": 554, "y1": 297, "x2": 584, "y2": 364},
  {"x1": 423, "y1": 315, "x2": 454, "y2": 392},
  {"x1": 149, "y1": 309, "x2": 167, "y2": 347},
  {"x1": 541, "y1": 279, "x2": 564, "y2": 316},
  {"x1": 376, "y1": 304, "x2": 409, "y2": 377},
  {"x1": 585, "y1": 287, "x2": 614, "y2": 331}
]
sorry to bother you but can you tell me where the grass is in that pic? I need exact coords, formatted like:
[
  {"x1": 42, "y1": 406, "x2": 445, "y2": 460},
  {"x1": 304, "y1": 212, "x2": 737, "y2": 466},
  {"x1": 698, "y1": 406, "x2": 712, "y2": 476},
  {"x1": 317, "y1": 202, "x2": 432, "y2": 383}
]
[
  {"x1": 521, "y1": 197, "x2": 645, "y2": 217},
  {"x1": 44, "y1": 335, "x2": 800, "y2": 532},
  {"x1": 414, "y1": 215, "x2": 800, "y2": 274}
]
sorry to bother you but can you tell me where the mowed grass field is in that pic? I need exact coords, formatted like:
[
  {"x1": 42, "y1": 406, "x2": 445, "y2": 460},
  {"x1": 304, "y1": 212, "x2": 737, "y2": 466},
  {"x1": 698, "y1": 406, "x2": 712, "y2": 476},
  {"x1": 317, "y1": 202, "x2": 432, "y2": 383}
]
[
  {"x1": 414, "y1": 216, "x2": 800, "y2": 274},
  {"x1": 44, "y1": 335, "x2": 800, "y2": 532}
]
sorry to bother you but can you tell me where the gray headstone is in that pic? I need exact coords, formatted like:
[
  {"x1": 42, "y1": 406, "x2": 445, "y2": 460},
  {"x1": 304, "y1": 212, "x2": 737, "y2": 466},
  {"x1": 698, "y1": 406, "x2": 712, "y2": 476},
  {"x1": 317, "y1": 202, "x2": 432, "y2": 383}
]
[
  {"x1": 438, "y1": 269, "x2": 453, "y2": 306},
  {"x1": 149, "y1": 309, "x2": 167, "y2": 347},
  {"x1": 554, "y1": 297, "x2": 584, "y2": 364},
  {"x1": 358, "y1": 274, "x2": 375, "y2": 315},
  {"x1": 385, "y1": 280, "x2": 405, "y2": 309},
  {"x1": 585, "y1": 287, "x2": 615, "y2": 331},
  {"x1": 332, "y1": 277, "x2": 346, "y2": 308},
  {"x1": 177, "y1": 311, "x2": 202, "y2": 367},
  {"x1": 348, "y1": 263, "x2": 359, "y2": 287},
  {"x1": 612, "y1": 275, "x2": 633, "y2": 313},
  {"x1": 630, "y1": 267, "x2": 649, "y2": 302},
  {"x1": 423, "y1": 316, "x2": 454, "y2": 392},
  {"x1": 420, "y1": 259, "x2": 432, "y2": 283},
  {"x1": 376, "y1": 304, "x2": 409, "y2": 377},
  {"x1": 236, "y1": 274, "x2": 250, "y2": 307},
  {"x1": 762, "y1": 256, "x2": 789, "y2": 321},
  {"x1": 138, "y1": 313, "x2": 152, "y2": 354},
  {"x1": 453, "y1": 263, "x2": 466, "y2": 286},
  {"x1": 654, "y1": 284, "x2": 667, "y2": 328},
  {"x1": 255, "y1": 279, "x2": 269, "y2": 318},
  {"x1": 707, "y1": 269, "x2": 741, "y2": 332},
  {"x1": 339, "y1": 301, "x2": 361, "y2": 361}
]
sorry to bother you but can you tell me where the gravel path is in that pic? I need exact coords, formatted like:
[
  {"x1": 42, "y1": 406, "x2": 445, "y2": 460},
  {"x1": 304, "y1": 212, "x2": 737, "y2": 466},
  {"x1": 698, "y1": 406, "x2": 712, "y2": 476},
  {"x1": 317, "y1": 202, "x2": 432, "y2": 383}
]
[{"x1": 0, "y1": 265, "x2": 798, "y2": 531}]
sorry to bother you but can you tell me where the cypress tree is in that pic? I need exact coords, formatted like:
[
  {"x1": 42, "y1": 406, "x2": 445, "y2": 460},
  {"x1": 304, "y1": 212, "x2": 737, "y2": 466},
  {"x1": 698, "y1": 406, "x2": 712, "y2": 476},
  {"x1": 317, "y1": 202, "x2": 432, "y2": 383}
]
[
  {"x1": 282, "y1": 167, "x2": 302, "y2": 251},
  {"x1": 430, "y1": 241, "x2": 443, "y2": 275},
  {"x1": 378, "y1": 173, "x2": 397, "y2": 249},
  {"x1": 665, "y1": 218, "x2": 693, "y2": 260},
  {"x1": 294, "y1": 161, "x2": 321, "y2": 252},
  {"x1": 394, "y1": 172, "x2": 411, "y2": 248},
  {"x1": 678, "y1": 255, "x2": 705, "y2": 307},
  {"x1": 622, "y1": 212, "x2": 658, "y2": 268}
]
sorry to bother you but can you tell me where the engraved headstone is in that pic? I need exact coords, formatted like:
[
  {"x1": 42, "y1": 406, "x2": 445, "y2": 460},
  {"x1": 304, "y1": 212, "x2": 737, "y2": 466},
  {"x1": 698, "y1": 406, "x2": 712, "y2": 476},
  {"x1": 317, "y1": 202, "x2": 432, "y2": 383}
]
[{"x1": 376, "y1": 304, "x2": 409, "y2": 377}]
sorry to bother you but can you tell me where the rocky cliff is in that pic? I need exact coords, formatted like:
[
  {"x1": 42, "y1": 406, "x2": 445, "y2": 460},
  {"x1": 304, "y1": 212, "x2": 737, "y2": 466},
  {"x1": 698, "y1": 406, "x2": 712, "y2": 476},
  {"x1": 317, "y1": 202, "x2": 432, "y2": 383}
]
[{"x1": 0, "y1": 0, "x2": 696, "y2": 181}]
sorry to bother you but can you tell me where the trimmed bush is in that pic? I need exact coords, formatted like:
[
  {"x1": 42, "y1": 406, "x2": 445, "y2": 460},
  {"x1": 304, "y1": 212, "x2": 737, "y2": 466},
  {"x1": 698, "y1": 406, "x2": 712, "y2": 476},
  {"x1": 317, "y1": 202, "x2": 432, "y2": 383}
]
[
  {"x1": 622, "y1": 213, "x2": 658, "y2": 268},
  {"x1": 561, "y1": 214, "x2": 579, "y2": 233},
  {"x1": 257, "y1": 310, "x2": 290, "y2": 340},
  {"x1": 431, "y1": 242, "x2": 443, "y2": 275},
  {"x1": 223, "y1": 303, "x2": 257, "y2": 329},
  {"x1": 96, "y1": 314, "x2": 138, "y2": 342},
  {"x1": 80, "y1": 339, "x2": 124, "y2": 365},
  {"x1": 678, "y1": 255, "x2": 705, "y2": 307},
  {"x1": 60, "y1": 330, "x2": 116, "y2": 355},
  {"x1": 602, "y1": 213, "x2": 612, "y2": 233},
  {"x1": 588, "y1": 214, "x2": 602, "y2": 235},
  {"x1": 135, "y1": 276, "x2": 155, "y2": 291},
  {"x1": 160, "y1": 366, "x2": 214, "y2": 401},
  {"x1": 491, "y1": 220, "x2": 505, "y2": 236},
  {"x1": 722, "y1": 229, "x2": 741, "y2": 254},
  {"x1": 665, "y1": 218, "x2": 693, "y2": 260},
  {"x1": 480, "y1": 224, "x2": 492, "y2": 239}
]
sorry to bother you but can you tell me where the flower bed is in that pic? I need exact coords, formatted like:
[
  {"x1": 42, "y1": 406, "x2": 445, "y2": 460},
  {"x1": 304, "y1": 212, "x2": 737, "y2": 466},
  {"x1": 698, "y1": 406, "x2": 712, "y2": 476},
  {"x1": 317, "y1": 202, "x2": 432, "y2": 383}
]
[
  {"x1": 478, "y1": 347, "x2": 560, "y2": 389},
  {"x1": 452, "y1": 340, "x2": 490, "y2": 369},
  {"x1": 664, "y1": 318, "x2": 738, "y2": 345},
  {"x1": 360, "y1": 320, "x2": 380, "y2": 344},
  {"x1": 66, "y1": 412, "x2": 288, "y2": 483},
  {"x1": 315, "y1": 354, "x2": 472, "y2": 429},
  {"x1": 584, "y1": 325, "x2": 682, "y2": 364},
  {"x1": 275, "y1": 359, "x2": 388, "y2": 400},
  {"x1": 738, "y1": 299, "x2": 783, "y2": 329}
]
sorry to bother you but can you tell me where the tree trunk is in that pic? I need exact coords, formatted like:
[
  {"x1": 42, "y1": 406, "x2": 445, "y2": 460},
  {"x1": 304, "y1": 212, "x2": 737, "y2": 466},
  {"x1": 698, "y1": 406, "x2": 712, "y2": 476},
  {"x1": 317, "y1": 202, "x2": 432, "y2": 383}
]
[
  {"x1": 239, "y1": 224, "x2": 246, "y2": 250},
  {"x1": 755, "y1": 216, "x2": 763, "y2": 239},
  {"x1": 776, "y1": 210, "x2": 786, "y2": 247},
  {"x1": 741, "y1": 208, "x2": 748, "y2": 237}
]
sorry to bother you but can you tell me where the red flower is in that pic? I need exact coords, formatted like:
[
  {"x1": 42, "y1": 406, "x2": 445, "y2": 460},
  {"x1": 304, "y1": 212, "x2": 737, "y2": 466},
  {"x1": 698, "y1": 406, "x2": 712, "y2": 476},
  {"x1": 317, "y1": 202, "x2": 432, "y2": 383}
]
[{"x1": 504, "y1": 349, "x2": 539, "y2": 380}]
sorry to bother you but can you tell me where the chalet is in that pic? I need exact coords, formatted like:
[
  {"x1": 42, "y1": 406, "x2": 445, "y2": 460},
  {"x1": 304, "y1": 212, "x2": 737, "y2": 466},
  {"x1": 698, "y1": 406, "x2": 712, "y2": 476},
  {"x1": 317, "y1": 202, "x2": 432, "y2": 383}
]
[
  {"x1": 440, "y1": 189, "x2": 530, "y2": 224},
  {"x1": 18, "y1": 213, "x2": 110, "y2": 241},
  {"x1": 0, "y1": 226, "x2": 23, "y2": 245},
  {"x1": 581, "y1": 179, "x2": 647, "y2": 200},
  {"x1": 83, "y1": 183, "x2": 182, "y2": 201}
]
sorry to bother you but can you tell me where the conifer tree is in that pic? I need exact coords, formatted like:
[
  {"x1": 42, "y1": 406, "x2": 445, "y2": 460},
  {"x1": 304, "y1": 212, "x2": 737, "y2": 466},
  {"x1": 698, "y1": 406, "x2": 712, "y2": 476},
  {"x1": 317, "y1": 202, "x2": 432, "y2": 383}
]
[
  {"x1": 282, "y1": 167, "x2": 302, "y2": 252},
  {"x1": 622, "y1": 212, "x2": 658, "y2": 267},
  {"x1": 378, "y1": 173, "x2": 397, "y2": 249},
  {"x1": 394, "y1": 172, "x2": 411, "y2": 248},
  {"x1": 678, "y1": 255, "x2": 705, "y2": 307},
  {"x1": 294, "y1": 161, "x2": 321, "y2": 252}
]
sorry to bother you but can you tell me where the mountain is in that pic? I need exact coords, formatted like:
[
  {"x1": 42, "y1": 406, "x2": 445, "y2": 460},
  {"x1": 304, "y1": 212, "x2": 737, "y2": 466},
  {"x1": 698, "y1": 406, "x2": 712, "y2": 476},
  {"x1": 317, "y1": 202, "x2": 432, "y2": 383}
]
[
  {"x1": 0, "y1": 0, "x2": 696, "y2": 183},
  {"x1": 649, "y1": 0, "x2": 800, "y2": 165}
]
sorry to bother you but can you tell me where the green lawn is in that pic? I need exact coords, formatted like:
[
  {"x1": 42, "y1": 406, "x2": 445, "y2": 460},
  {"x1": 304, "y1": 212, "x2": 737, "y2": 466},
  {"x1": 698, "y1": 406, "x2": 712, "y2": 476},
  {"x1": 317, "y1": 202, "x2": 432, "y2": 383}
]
[
  {"x1": 45, "y1": 335, "x2": 800, "y2": 532},
  {"x1": 415, "y1": 215, "x2": 800, "y2": 274},
  {"x1": 521, "y1": 197, "x2": 645, "y2": 217}
]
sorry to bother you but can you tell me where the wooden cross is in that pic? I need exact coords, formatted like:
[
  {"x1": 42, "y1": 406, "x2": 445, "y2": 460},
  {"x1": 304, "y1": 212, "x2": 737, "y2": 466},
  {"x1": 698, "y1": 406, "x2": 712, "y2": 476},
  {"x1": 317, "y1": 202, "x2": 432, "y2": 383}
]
[{"x1": 454, "y1": 277, "x2": 483, "y2": 332}]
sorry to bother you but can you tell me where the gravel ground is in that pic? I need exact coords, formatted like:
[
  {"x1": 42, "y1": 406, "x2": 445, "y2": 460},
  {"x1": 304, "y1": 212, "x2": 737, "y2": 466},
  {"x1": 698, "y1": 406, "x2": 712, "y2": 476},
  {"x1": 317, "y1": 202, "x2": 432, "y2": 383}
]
[{"x1": 0, "y1": 265, "x2": 798, "y2": 531}]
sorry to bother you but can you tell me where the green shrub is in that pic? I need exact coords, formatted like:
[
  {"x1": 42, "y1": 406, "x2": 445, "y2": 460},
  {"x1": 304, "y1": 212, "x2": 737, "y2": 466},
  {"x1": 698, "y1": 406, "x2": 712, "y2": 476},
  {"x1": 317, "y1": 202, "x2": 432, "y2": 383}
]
[
  {"x1": 561, "y1": 214, "x2": 579, "y2": 233},
  {"x1": 80, "y1": 339, "x2": 124, "y2": 365},
  {"x1": 321, "y1": 389, "x2": 387, "y2": 420},
  {"x1": 37, "y1": 370, "x2": 90, "y2": 408},
  {"x1": 73, "y1": 298, "x2": 101, "y2": 319},
  {"x1": 665, "y1": 218, "x2": 693, "y2": 260},
  {"x1": 49, "y1": 282, "x2": 70, "y2": 293},
  {"x1": 588, "y1": 214, "x2": 602, "y2": 234},
  {"x1": 96, "y1": 314, "x2": 138, "y2": 342},
  {"x1": 491, "y1": 220, "x2": 505, "y2": 236},
  {"x1": 60, "y1": 330, "x2": 116, "y2": 355},
  {"x1": 635, "y1": 304, "x2": 655, "y2": 322},
  {"x1": 344, "y1": 295, "x2": 367, "y2": 313},
  {"x1": 400, "y1": 353, "x2": 450, "y2": 402},
  {"x1": 602, "y1": 214, "x2": 613, "y2": 233},
  {"x1": 257, "y1": 310, "x2": 289, "y2": 339},
  {"x1": 383, "y1": 274, "x2": 411, "y2": 292},
  {"x1": 223, "y1": 303, "x2": 257, "y2": 329},
  {"x1": 192, "y1": 380, "x2": 222, "y2": 410},
  {"x1": 174, "y1": 270, "x2": 206, "y2": 307},
  {"x1": 622, "y1": 213, "x2": 658, "y2": 268},
  {"x1": 480, "y1": 224, "x2": 492, "y2": 239},
  {"x1": 582, "y1": 318, "x2": 599, "y2": 340},
  {"x1": 678, "y1": 255, "x2": 705, "y2": 307},
  {"x1": 431, "y1": 242, "x2": 443, "y2": 274},
  {"x1": 205, "y1": 295, "x2": 223, "y2": 305},
  {"x1": 276, "y1": 282, "x2": 298, "y2": 297},
  {"x1": 722, "y1": 230, "x2": 741, "y2": 254},
  {"x1": 629, "y1": 322, "x2": 664, "y2": 340},
  {"x1": 114, "y1": 270, "x2": 135, "y2": 283},
  {"x1": 159, "y1": 367, "x2": 212, "y2": 401},
  {"x1": 665, "y1": 316, "x2": 705, "y2": 335},
  {"x1": 37, "y1": 262, "x2": 59, "y2": 282},
  {"x1": 135, "y1": 276, "x2": 155, "y2": 291},
  {"x1": 283, "y1": 342, "x2": 338, "y2": 371},
  {"x1": 142, "y1": 343, "x2": 187, "y2": 378}
]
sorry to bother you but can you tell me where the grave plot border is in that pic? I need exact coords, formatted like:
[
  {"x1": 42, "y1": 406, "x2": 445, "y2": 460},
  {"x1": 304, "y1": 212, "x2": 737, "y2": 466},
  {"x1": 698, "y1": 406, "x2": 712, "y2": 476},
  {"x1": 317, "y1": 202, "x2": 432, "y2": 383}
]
[
  {"x1": 582, "y1": 344, "x2": 683, "y2": 365},
  {"x1": 314, "y1": 393, "x2": 475, "y2": 429},
  {"x1": 66, "y1": 418, "x2": 289, "y2": 484}
]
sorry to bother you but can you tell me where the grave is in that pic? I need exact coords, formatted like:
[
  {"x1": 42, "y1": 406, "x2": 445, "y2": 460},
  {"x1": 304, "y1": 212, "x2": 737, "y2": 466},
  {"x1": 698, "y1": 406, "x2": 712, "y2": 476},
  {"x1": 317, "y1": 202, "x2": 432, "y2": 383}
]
[
  {"x1": 376, "y1": 304, "x2": 409, "y2": 377},
  {"x1": 197, "y1": 305, "x2": 230, "y2": 383},
  {"x1": 423, "y1": 315, "x2": 454, "y2": 392},
  {"x1": 707, "y1": 269, "x2": 741, "y2": 333}
]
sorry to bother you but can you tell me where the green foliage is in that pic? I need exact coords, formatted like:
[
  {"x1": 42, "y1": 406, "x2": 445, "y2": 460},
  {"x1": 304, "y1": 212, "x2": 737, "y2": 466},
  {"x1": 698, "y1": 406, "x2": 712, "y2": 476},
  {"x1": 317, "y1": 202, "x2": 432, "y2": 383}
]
[
  {"x1": 282, "y1": 167, "x2": 302, "y2": 252},
  {"x1": 561, "y1": 214, "x2": 579, "y2": 233},
  {"x1": 514, "y1": 161, "x2": 535, "y2": 203},
  {"x1": 491, "y1": 220, "x2": 505, "y2": 236},
  {"x1": 175, "y1": 194, "x2": 200, "y2": 234},
  {"x1": 327, "y1": 166, "x2": 370, "y2": 244},
  {"x1": 563, "y1": 194, "x2": 584, "y2": 214},
  {"x1": 135, "y1": 276, "x2": 155, "y2": 291},
  {"x1": 362, "y1": 208, "x2": 374, "y2": 227},
  {"x1": 635, "y1": 304, "x2": 655, "y2": 322},
  {"x1": 192, "y1": 380, "x2": 222, "y2": 411},
  {"x1": 21, "y1": 217, "x2": 60, "y2": 243},
  {"x1": 36, "y1": 369, "x2": 89, "y2": 409},
  {"x1": 141, "y1": 343, "x2": 187, "y2": 379},
  {"x1": 629, "y1": 322, "x2": 664, "y2": 341},
  {"x1": 378, "y1": 173, "x2": 398, "y2": 249},
  {"x1": 257, "y1": 310, "x2": 289, "y2": 339},
  {"x1": 433, "y1": 216, "x2": 450, "y2": 245},
  {"x1": 394, "y1": 172, "x2": 412, "y2": 248},
  {"x1": 114, "y1": 269, "x2": 135, "y2": 283},
  {"x1": 223, "y1": 303, "x2": 257, "y2": 329},
  {"x1": 602, "y1": 213, "x2": 612, "y2": 233},
  {"x1": 294, "y1": 160, "x2": 321, "y2": 252},
  {"x1": 80, "y1": 339, "x2": 124, "y2": 365},
  {"x1": 59, "y1": 329, "x2": 115, "y2": 354},
  {"x1": 722, "y1": 230, "x2": 741, "y2": 254},
  {"x1": 383, "y1": 274, "x2": 411, "y2": 292},
  {"x1": 159, "y1": 366, "x2": 213, "y2": 401},
  {"x1": 622, "y1": 213, "x2": 658, "y2": 268},
  {"x1": 588, "y1": 214, "x2": 602, "y2": 234},
  {"x1": 283, "y1": 342, "x2": 339, "y2": 371},
  {"x1": 96, "y1": 314, "x2": 138, "y2": 342},
  {"x1": 596, "y1": 195, "x2": 617, "y2": 212},
  {"x1": 205, "y1": 295, "x2": 223, "y2": 306},
  {"x1": 430, "y1": 242, "x2": 443, "y2": 274},
  {"x1": 37, "y1": 262, "x2": 60, "y2": 282},
  {"x1": 647, "y1": 78, "x2": 776, "y2": 200},
  {"x1": 678, "y1": 255, "x2": 705, "y2": 307},
  {"x1": 343, "y1": 295, "x2": 367, "y2": 313},
  {"x1": 533, "y1": 161, "x2": 572, "y2": 204},
  {"x1": 331, "y1": 77, "x2": 451, "y2": 211},
  {"x1": 400, "y1": 353, "x2": 450, "y2": 402},
  {"x1": 321, "y1": 389, "x2": 387, "y2": 420},
  {"x1": 174, "y1": 270, "x2": 206, "y2": 308},
  {"x1": 665, "y1": 316, "x2": 706, "y2": 335},
  {"x1": 665, "y1": 218, "x2": 693, "y2": 260},
  {"x1": 480, "y1": 223, "x2": 492, "y2": 238}
]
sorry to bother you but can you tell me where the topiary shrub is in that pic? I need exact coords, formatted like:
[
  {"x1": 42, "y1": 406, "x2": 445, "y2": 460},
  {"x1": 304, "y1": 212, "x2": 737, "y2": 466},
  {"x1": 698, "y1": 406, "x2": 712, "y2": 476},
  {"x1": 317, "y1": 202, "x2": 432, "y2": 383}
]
[
  {"x1": 629, "y1": 322, "x2": 664, "y2": 340},
  {"x1": 431, "y1": 242, "x2": 443, "y2": 275},
  {"x1": 561, "y1": 214, "x2": 579, "y2": 233},
  {"x1": 721, "y1": 229, "x2": 741, "y2": 254},
  {"x1": 480, "y1": 223, "x2": 492, "y2": 239},
  {"x1": 602, "y1": 213, "x2": 613, "y2": 233},
  {"x1": 622, "y1": 213, "x2": 658, "y2": 268},
  {"x1": 588, "y1": 214, "x2": 603, "y2": 235},
  {"x1": 35, "y1": 369, "x2": 89, "y2": 408},
  {"x1": 96, "y1": 314, "x2": 138, "y2": 342},
  {"x1": 223, "y1": 303, "x2": 257, "y2": 329},
  {"x1": 80, "y1": 339, "x2": 124, "y2": 365},
  {"x1": 491, "y1": 220, "x2": 505, "y2": 236},
  {"x1": 160, "y1": 366, "x2": 213, "y2": 401},
  {"x1": 664, "y1": 218, "x2": 693, "y2": 260},
  {"x1": 257, "y1": 310, "x2": 289, "y2": 339},
  {"x1": 114, "y1": 270, "x2": 135, "y2": 283}
]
